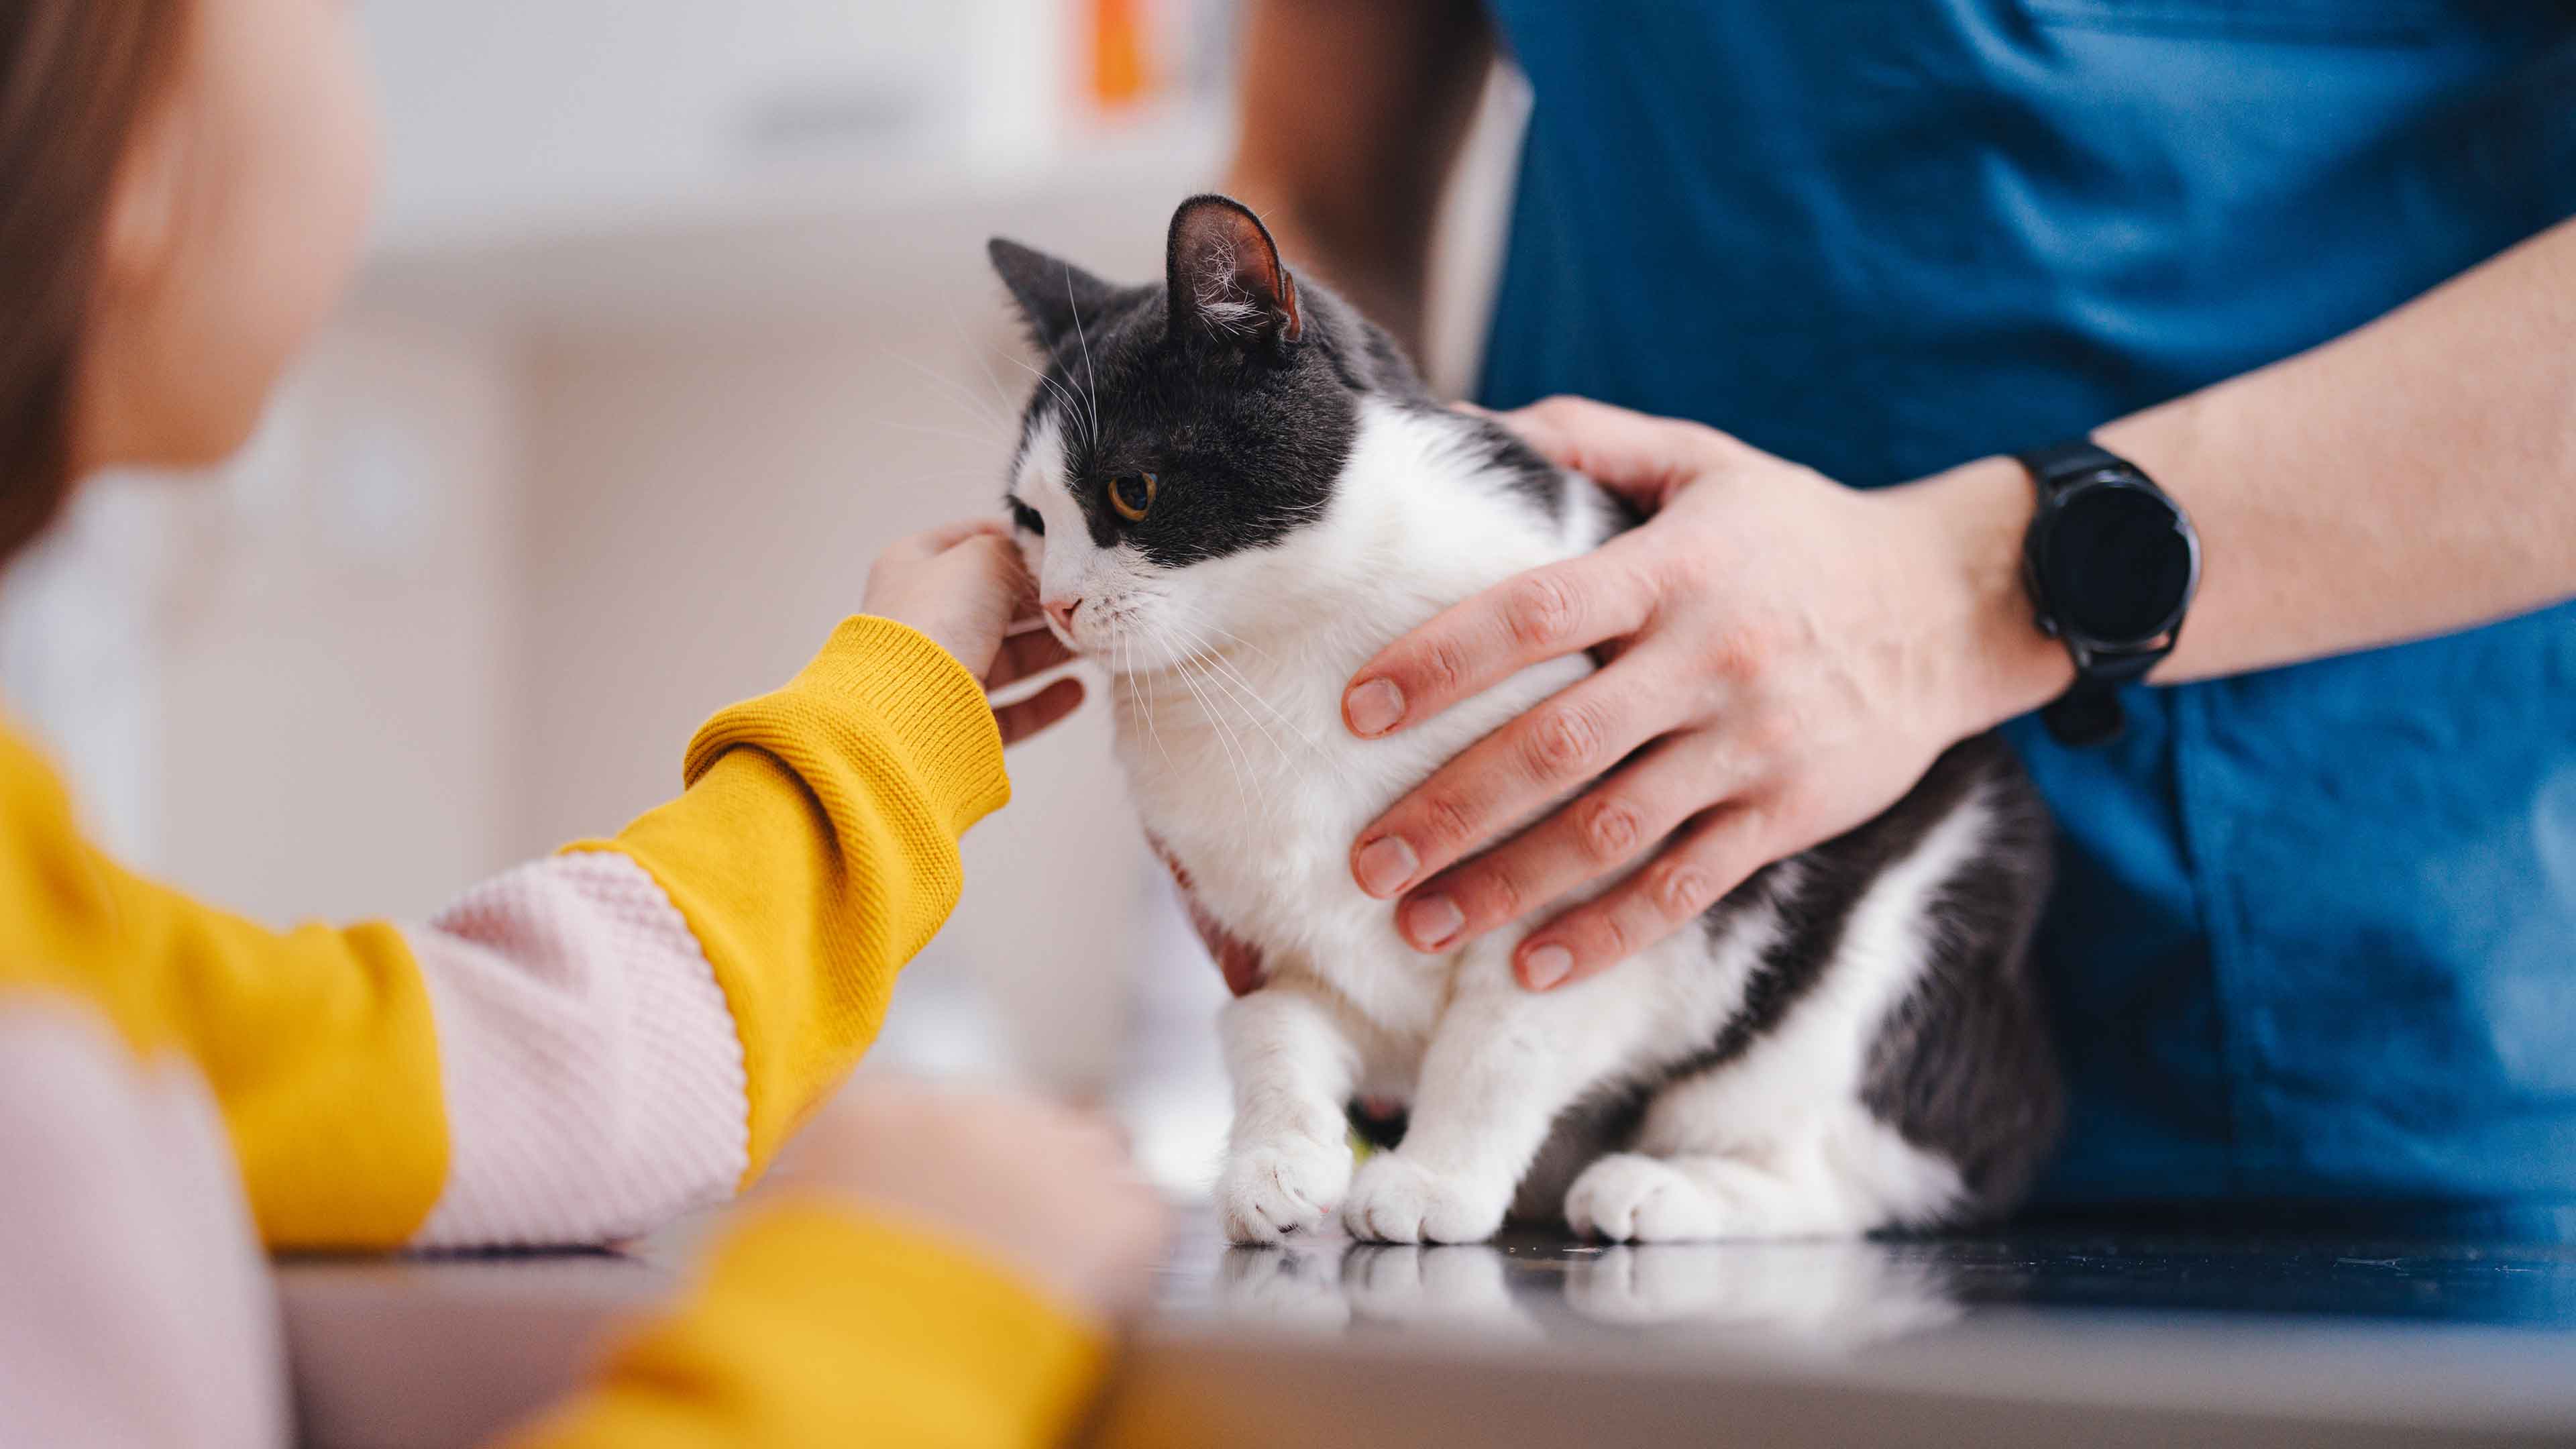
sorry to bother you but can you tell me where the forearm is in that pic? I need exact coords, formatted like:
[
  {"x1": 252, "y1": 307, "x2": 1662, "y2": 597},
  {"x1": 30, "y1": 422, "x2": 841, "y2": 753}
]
[
  {"x1": 0, "y1": 618, "x2": 1005, "y2": 1252},
  {"x1": 1924, "y1": 216, "x2": 2576, "y2": 725},
  {"x1": 1224, "y1": 0, "x2": 1493, "y2": 354},
  {"x1": 582, "y1": 616, "x2": 1010, "y2": 1183}
]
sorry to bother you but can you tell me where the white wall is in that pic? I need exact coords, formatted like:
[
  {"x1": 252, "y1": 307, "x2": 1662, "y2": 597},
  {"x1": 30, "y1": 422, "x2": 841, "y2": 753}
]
[
  {"x1": 161, "y1": 315, "x2": 522, "y2": 924},
  {"x1": 0, "y1": 313, "x2": 519, "y2": 928}
]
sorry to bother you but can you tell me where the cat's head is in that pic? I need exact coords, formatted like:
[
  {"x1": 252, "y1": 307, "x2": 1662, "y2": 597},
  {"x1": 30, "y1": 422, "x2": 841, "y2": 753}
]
[{"x1": 989, "y1": 194, "x2": 1421, "y2": 670}]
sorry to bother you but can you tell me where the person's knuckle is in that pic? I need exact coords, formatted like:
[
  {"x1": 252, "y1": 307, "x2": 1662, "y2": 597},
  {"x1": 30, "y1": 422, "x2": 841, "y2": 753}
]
[
  {"x1": 1738, "y1": 708, "x2": 1795, "y2": 761},
  {"x1": 1418, "y1": 635, "x2": 1472, "y2": 698},
  {"x1": 1417, "y1": 790, "x2": 1478, "y2": 852},
  {"x1": 1635, "y1": 543, "x2": 1702, "y2": 609},
  {"x1": 1580, "y1": 795, "x2": 1645, "y2": 865},
  {"x1": 1707, "y1": 621, "x2": 1776, "y2": 681},
  {"x1": 1503, "y1": 572, "x2": 1582, "y2": 653},
  {"x1": 1607, "y1": 552, "x2": 1666, "y2": 621},
  {"x1": 1525, "y1": 697, "x2": 1606, "y2": 778},
  {"x1": 1466, "y1": 862, "x2": 1527, "y2": 923},
  {"x1": 1584, "y1": 908, "x2": 1635, "y2": 965},
  {"x1": 1648, "y1": 859, "x2": 1719, "y2": 921}
]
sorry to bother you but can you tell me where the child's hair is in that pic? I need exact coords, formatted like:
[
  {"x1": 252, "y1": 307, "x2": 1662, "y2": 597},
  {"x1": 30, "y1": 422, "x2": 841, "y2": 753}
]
[{"x1": 0, "y1": 0, "x2": 184, "y2": 561}]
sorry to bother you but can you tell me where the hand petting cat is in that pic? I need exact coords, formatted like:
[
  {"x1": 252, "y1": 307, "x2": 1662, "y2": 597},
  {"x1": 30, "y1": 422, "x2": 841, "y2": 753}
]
[
  {"x1": 862, "y1": 517, "x2": 1089, "y2": 745},
  {"x1": 1340, "y1": 396, "x2": 2070, "y2": 992}
]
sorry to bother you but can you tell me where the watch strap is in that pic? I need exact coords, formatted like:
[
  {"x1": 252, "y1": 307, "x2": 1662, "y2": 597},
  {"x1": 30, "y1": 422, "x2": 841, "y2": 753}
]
[
  {"x1": 2039, "y1": 682, "x2": 2124, "y2": 747},
  {"x1": 2038, "y1": 641, "x2": 2164, "y2": 747},
  {"x1": 2020, "y1": 439, "x2": 2127, "y2": 496},
  {"x1": 2017, "y1": 439, "x2": 2180, "y2": 748}
]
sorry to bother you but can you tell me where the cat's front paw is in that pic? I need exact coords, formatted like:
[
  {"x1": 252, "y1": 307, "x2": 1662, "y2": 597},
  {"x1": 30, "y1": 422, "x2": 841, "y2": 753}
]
[
  {"x1": 1219, "y1": 1134, "x2": 1354, "y2": 1244},
  {"x1": 1564, "y1": 1153, "x2": 1727, "y2": 1242},
  {"x1": 1342, "y1": 1154, "x2": 1509, "y2": 1244}
]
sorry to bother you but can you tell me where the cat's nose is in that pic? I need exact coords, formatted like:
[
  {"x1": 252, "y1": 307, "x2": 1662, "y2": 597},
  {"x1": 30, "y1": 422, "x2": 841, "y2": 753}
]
[{"x1": 1043, "y1": 597, "x2": 1083, "y2": 635}]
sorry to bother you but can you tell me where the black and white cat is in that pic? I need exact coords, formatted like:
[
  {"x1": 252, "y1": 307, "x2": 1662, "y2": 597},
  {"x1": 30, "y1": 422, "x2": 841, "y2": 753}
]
[{"x1": 991, "y1": 195, "x2": 2063, "y2": 1245}]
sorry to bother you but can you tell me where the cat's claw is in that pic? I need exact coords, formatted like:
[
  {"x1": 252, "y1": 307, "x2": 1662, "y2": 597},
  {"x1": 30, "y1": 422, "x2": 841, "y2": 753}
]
[
  {"x1": 1342, "y1": 1154, "x2": 1508, "y2": 1244},
  {"x1": 1564, "y1": 1153, "x2": 1726, "y2": 1242},
  {"x1": 1218, "y1": 1136, "x2": 1354, "y2": 1244}
]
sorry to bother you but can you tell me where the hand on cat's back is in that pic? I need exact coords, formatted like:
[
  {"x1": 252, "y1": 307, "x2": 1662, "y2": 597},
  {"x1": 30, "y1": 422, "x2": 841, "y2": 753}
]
[{"x1": 1339, "y1": 397, "x2": 2072, "y2": 993}]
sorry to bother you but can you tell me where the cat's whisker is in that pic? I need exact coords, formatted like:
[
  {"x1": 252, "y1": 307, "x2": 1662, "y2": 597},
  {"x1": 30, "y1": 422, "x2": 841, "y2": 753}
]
[
  {"x1": 1196, "y1": 622, "x2": 1287, "y2": 667},
  {"x1": 1066, "y1": 272, "x2": 1105, "y2": 458},
  {"x1": 1173, "y1": 611, "x2": 1317, "y2": 740},
  {"x1": 1180, "y1": 665, "x2": 1258, "y2": 821},
  {"x1": 1158, "y1": 618, "x2": 1295, "y2": 759},
  {"x1": 883, "y1": 348, "x2": 1008, "y2": 433},
  {"x1": 941, "y1": 299, "x2": 1028, "y2": 424},
  {"x1": 1003, "y1": 353, "x2": 1092, "y2": 447},
  {"x1": 1153, "y1": 620, "x2": 1263, "y2": 822},
  {"x1": 1124, "y1": 612, "x2": 1181, "y2": 777},
  {"x1": 864, "y1": 417, "x2": 1005, "y2": 450},
  {"x1": 1173, "y1": 622, "x2": 1318, "y2": 753},
  {"x1": 1111, "y1": 627, "x2": 1178, "y2": 776},
  {"x1": 1189, "y1": 651, "x2": 1299, "y2": 761}
]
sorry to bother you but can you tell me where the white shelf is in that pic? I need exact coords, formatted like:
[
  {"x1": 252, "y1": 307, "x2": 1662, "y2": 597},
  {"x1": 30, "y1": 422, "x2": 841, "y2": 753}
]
[{"x1": 357, "y1": 103, "x2": 1234, "y2": 335}]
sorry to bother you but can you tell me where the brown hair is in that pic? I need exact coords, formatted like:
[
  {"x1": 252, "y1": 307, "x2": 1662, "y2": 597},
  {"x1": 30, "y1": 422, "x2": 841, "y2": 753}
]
[{"x1": 0, "y1": 0, "x2": 183, "y2": 561}]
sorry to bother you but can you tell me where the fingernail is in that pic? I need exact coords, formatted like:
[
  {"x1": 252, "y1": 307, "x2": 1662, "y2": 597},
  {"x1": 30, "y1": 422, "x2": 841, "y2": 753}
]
[
  {"x1": 1401, "y1": 894, "x2": 1463, "y2": 949},
  {"x1": 1522, "y1": 945, "x2": 1574, "y2": 991},
  {"x1": 1346, "y1": 678, "x2": 1405, "y2": 737},
  {"x1": 1354, "y1": 836, "x2": 1419, "y2": 896}
]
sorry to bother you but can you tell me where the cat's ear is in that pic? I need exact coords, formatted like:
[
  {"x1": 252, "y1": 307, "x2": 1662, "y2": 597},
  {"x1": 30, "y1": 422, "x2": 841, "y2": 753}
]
[
  {"x1": 1166, "y1": 194, "x2": 1303, "y2": 349},
  {"x1": 988, "y1": 237, "x2": 1120, "y2": 358}
]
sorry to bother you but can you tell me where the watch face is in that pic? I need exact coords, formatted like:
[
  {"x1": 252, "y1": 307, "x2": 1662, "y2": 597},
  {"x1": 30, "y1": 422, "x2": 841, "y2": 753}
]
[{"x1": 2041, "y1": 479, "x2": 2198, "y2": 646}]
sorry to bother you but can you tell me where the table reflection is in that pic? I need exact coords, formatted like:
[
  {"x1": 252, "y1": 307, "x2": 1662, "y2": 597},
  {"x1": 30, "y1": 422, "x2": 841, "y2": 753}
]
[
  {"x1": 1208, "y1": 1237, "x2": 1961, "y2": 1351},
  {"x1": 1175, "y1": 1223, "x2": 2576, "y2": 1346}
]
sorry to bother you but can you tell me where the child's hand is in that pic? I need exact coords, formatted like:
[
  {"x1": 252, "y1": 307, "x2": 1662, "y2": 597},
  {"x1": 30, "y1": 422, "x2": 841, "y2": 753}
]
[
  {"x1": 864, "y1": 519, "x2": 1085, "y2": 745},
  {"x1": 766, "y1": 1077, "x2": 1167, "y2": 1326}
]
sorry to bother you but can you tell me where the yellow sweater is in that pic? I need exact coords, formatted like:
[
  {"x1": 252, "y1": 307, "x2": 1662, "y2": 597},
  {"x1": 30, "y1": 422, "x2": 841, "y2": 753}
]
[{"x1": 0, "y1": 616, "x2": 1102, "y2": 1448}]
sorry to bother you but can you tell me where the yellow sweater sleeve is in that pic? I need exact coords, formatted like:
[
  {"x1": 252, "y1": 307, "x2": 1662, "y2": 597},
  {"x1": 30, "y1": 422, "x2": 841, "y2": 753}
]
[
  {"x1": 580, "y1": 616, "x2": 1012, "y2": 1179},
  {"x1": 502, "y1": 1201, "x2": 1106, "y2": 1449},
  {"x1": 0, "y1": 727, "x2": 448, "y2": 1248}
]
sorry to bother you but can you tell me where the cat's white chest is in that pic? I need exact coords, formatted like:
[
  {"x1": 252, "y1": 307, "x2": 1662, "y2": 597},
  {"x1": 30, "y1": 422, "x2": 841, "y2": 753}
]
[
  {"x1": 1112, "y1": 655, "x2": 1456, "y2": 1038},
  {"x1": 1111, "y1": 638, "x2": 1592, "y2": 1050}
]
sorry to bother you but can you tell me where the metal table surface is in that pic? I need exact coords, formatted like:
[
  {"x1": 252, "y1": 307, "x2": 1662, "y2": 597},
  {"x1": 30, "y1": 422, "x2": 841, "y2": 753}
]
[{"x1": 282, "y1": 1206, "x2": 2576, "y2": 1448}]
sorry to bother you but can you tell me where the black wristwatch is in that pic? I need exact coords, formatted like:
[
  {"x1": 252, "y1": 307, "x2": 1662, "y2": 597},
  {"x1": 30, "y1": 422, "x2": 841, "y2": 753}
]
[{"x1": 2016, "y1": 440, "x2": 2200, "y2": 746}]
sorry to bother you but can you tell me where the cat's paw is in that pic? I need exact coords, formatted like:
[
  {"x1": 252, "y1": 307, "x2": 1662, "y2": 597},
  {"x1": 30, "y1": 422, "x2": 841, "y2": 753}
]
[
  {"x1": 1341, "y1": 1155, "x2": 1509, "y2": 1244},
  {"x1": 1218, "y1": 1134, "x2": 1354, "y2": 1244},
  {"x1": 1565, "y1": 1153, "x2": 1727, "y2": 1242}
]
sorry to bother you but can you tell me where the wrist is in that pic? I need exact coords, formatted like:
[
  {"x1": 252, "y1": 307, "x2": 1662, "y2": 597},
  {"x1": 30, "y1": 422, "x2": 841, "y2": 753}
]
[{"x1": 1900, "y1": 455, "x2": 2075, "y2": 733}]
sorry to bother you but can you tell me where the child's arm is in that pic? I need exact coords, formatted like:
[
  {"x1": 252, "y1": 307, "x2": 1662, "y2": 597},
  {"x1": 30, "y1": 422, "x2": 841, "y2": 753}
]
[{"x1": 0, "y1": 521, "x2": 1082, "y2": 1250}]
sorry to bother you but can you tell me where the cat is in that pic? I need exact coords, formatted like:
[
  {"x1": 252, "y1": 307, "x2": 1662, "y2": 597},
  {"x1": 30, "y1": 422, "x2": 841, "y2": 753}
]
[{"x1": 989, "y1": 195, "x2": 2063, "y2": 1245}]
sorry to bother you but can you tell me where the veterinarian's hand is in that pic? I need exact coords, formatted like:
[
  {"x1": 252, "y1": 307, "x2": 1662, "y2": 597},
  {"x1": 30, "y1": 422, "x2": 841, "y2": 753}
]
[
  {"x1": 1342, "y1": 397, "x2": 2068, "y2": 989},
  {"x1": 865, "y1": 518, "x2": 1086, "y2": 745},
  {"x1": 763, "y1": 1077, "x2": 1167, "y2": 1326}
]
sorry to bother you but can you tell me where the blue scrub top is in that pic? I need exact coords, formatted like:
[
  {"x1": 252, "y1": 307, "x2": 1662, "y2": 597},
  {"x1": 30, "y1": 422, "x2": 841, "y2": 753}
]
[{"x1": 1477, "y1": 1, "x2": 2576, "y2": 1234}]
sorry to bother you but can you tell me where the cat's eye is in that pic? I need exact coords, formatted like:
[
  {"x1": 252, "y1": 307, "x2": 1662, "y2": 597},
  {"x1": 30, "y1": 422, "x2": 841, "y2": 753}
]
[
  {"x1": 1008, "y1": 498, "x2": 1044, "y2": 537},
  {"x1": 1109, "y1": 472, "x2": 1157, "y2": 522}
]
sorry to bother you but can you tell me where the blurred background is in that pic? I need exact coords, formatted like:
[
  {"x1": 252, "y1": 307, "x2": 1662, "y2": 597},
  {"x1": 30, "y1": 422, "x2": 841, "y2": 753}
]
[{"x1": 0, "y1": 0, "x2": 1527, "y2": 1192}]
